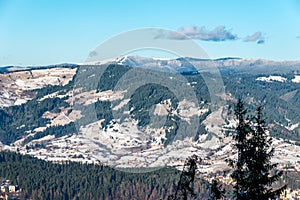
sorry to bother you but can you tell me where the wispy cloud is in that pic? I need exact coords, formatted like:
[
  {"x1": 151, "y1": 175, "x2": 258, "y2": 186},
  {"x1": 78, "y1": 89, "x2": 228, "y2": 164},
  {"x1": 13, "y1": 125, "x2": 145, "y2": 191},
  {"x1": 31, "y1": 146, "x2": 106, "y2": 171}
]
[
  {"x1": 297, "y1": 35, "x2": 300, "y2": 39},
  {"x1": 156, "y1": 26, "x2": 265, "y2": 45},
  {"x1": 160, "y1": 26, "x2": 238, "y2": 42},
  {"x1": 244, "y1": 32, "x2": 265, "y2": 44}
]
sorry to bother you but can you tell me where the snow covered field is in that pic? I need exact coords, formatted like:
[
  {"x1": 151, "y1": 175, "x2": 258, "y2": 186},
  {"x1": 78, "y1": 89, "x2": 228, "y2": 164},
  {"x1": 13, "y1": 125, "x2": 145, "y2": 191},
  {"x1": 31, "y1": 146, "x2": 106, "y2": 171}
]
[{"x1": 0, "y1": 67, "x2": 76, "y2": 107}]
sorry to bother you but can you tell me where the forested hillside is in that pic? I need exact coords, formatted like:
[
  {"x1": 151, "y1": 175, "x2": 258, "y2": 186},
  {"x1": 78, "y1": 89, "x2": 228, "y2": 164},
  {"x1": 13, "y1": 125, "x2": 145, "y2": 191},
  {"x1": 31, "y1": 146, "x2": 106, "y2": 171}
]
[
  {"x1": 0, "y1": 151, "x2": 211, "y2": 200},
  {"x1": 1, "y1": 63, "x2": 299, "y2": 146}
]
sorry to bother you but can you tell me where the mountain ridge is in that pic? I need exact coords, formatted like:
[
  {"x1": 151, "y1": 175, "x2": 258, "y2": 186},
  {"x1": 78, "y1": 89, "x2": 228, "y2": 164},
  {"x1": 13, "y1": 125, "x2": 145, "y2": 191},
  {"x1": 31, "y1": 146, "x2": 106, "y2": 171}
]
[
  {"x1": 0, "y1": 58, "x2": 300, "y2": 174},
  {"x1": 2, "y1": 56, "x2": 300, "y2": 75}
]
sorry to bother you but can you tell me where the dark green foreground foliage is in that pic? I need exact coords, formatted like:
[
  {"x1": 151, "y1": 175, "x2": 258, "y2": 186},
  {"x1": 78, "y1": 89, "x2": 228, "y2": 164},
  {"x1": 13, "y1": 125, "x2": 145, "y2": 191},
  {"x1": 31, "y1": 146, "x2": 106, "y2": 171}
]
[
  {"x1": 0, "y1": 151, "x2": 211, "y2": 200},
  {"x1": 229, "y1": 100, "x2": 286, "y2": 200}
]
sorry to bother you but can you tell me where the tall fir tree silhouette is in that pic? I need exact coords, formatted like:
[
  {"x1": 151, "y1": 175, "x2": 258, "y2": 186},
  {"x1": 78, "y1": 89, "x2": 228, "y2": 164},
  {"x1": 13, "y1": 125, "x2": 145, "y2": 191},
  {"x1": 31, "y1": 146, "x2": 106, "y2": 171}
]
[
  {"x1": 228, "y1": 99, "x2": 252, "y2": 199},
  {"x1": 244, "y1": 106, "x2": 286, "y2": 199},
  {"x1": 168, "y1": 155, "x2": 199, "y2": 200},
  {"x1": 229, "y1": 100, "x2": 286, "y2": 200}
]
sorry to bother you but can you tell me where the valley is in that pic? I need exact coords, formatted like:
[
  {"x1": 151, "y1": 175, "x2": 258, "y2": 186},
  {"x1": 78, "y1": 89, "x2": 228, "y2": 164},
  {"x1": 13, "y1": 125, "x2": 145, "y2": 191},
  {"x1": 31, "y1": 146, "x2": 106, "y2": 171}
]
[{"x1": 1, "y1": 56, "x2": 300, "y2": 176}]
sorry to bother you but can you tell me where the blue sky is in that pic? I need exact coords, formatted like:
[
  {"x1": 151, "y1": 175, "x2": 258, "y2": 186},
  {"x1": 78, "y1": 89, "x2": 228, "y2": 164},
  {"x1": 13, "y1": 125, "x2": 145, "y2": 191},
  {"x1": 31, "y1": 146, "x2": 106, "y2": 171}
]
[{"x1": 0, "y1": 0, "x2": 300, "y2": 66}]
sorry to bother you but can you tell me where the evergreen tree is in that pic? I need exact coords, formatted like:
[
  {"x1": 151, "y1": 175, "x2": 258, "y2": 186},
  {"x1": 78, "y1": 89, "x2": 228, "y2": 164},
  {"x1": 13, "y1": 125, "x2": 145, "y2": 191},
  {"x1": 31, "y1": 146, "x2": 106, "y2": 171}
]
[
  {"x1": 228, "y1": 99, "x2": 252, "y2": 199},
  {"x1": 168, "y1": 155, "x2": 199, "y2": 200},
  {"x1": 229, "y1": 100, "x2": 286, "y2": 200},
  {"x1": 210, "y1": 177, "x2": 225, "y2": 200},
  {"x1": 245, "y1": 106, "x2": 286, "y2": 199}
]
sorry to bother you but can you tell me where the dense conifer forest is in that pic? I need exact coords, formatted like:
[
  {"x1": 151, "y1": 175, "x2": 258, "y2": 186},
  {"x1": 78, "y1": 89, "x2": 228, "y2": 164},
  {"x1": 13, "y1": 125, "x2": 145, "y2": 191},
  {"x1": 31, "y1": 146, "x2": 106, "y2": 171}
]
[{"x1": 0, "y1": 151, "x2": 213, "y2": 200}]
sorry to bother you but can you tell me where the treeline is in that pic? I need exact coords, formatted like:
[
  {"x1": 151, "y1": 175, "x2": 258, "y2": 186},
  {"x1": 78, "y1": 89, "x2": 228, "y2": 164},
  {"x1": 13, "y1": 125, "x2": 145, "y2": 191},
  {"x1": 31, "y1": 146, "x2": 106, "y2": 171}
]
[{"x1": 0, "y1": 151, "x2": 211, "y2": 200}]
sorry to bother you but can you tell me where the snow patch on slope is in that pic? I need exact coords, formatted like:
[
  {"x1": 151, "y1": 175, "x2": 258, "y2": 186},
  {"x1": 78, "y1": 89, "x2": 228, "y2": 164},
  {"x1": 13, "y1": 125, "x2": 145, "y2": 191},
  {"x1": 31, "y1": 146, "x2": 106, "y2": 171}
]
[
  {"x1": 0, "y1": 68, "x2": 76, "y2": 107},
  {"x1": 292, "y1": 75, "x2": 300, "y2": 83},
  {"x1": 256, "y1": 75, "x2": 287, "y2": 82}
]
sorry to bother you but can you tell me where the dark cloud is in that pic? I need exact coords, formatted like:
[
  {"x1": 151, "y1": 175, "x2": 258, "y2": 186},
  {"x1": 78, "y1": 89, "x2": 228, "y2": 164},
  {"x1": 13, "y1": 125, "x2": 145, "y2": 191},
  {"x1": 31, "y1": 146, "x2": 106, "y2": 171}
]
[
  {"x1": 160, "y1": 26, "x2": 238, "y2": 42},
  {"x1": 257, "y1": 39, "x2": 265, "y2": 44},
  {"x1": 297, "y1": 36, "x2": 300, "y2": 39},
  {"x1": 244, "y1": 32, "x2": 265, "y2": 44},
  {"x1": 89, "y1": 51, "x2": 98, "y2": 57}
]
